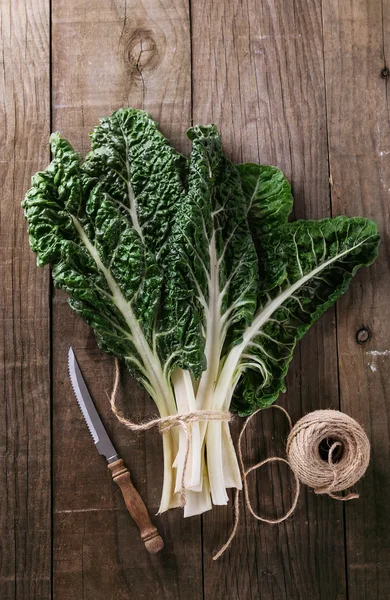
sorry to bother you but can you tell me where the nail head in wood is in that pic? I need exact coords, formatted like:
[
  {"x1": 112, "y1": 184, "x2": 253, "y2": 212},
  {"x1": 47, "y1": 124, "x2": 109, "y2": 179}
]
[{"x1": 356, "y1": 328, "x2": 370, "y2": 344}]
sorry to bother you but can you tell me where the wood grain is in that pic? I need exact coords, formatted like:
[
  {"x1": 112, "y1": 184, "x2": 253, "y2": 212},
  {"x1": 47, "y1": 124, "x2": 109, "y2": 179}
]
[
  {"x1": 191, "y1": 0, "x2": 347, "y2": 597},
  {"x1": 0, "y1": 0, "x2": 51, "y2": 598},
  {"x1": 51, "y1": 0, "x2": 202, "y2": 598},
  {"x1": 2, "y1": 0, "x2": 389, "y2": 598},
  {"x1": 323, "y1": 0, "x2": 390, "y2": 598}
]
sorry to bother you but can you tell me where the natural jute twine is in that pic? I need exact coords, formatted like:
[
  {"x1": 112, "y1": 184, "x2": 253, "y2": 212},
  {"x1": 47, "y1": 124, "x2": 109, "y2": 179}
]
[
  {"x1": 109, "y1": 359, "x2": 232, "y2": 506},
  {"x1": 286, "y1": 409, "x2": 370, "y2": 498},
  {"x1": 109, "y1": 360, "x2": 370, "y2": 560},
  {"x1": 213, "y1": 406, "x2": 370, "y2": 559}
]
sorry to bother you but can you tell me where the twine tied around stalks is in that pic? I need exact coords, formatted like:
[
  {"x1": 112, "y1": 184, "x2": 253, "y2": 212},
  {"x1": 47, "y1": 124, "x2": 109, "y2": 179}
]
[
  {"x1": 109, "y1": 359, "x2": 232, "y2": 506},
  {"x1": 110, "y1": 360, "x2": 370, "y2": 560}
]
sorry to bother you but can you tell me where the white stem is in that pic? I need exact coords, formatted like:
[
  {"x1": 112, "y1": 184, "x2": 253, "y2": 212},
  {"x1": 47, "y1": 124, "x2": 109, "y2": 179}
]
[
  {"x1": 203, "y1": 359, "x2": 243, "y2": 504},
  {"x1": 171, "y1": 369, "x2": 190, "y2": 493},
  {"x1": 195, "y1": 231, "x2": 223, "y2": 410},
  {"x1": 188, "y1": 447, "x2": 206, "y2": 492},
  {"x1": 205, "y1": 421, "x2": 229, "y2": 504},
  {"x1": 221, "y1": 421, "x2": 242, "y2": 489},
  {"x1": 212, "y1": 345, "x2": 244, "y2": 410},
  {"x1": 189, "y1": 230, "x2": 225, "y2": 489},
  {"x1": 171, "y1": 368, "x2": 202, "y2": 492},
  {"x1": 158, "y1": 431, "x2": 181, "y2": 513},
  {"x1": 184, "y1": 480, "x2": 212, "y2": 517}
]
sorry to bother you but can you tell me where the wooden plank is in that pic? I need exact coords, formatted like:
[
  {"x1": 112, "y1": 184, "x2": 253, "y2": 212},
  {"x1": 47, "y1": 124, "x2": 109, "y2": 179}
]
[
  {"x1": 51, "y1": 0, "x2": 202, "y2": 598},
  {"x1": 323, "y1": 0, "x2": 390, "y2": 598},
  {"x1": 191, "y1": 0, "x2": 348, "y2": 597},
  {"x1": 0, "y1": 1, "x2": 51, "y2": 598}
]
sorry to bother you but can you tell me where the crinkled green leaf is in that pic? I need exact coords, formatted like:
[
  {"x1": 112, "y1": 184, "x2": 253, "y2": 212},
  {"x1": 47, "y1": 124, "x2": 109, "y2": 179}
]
[
  {"x1": 83, "y1": 108, "x2": 186, "y2": 260},
  {"x1": 231, "y1": 216, "x2": 380, "y2": 415},
  {"x1": 23, "y1": 110, "x2": 208, "y2": 401},
  {"x1": 187, "y1": 126, "x2": 259, "y2": 340},
  {"x1": 237, "y1": 162, "x2": 293, "y2": 234},
  {"x1": 23, "y1": 134, "x2": 168, "y2": 395},
  {"x1": 167, "y1": 125, "x2": 259, "y2": 402},
  {"x1": 82, "y1": 109, "x2": 205, "y2": 377}
]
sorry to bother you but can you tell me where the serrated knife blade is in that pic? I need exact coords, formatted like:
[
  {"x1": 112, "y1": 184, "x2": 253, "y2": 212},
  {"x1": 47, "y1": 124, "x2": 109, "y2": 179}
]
[
  {"x1": 67, "y1": 346, "x2": 164, "y2": 554},
  {"x1": 68, "y1": 346, "x2": 119, "y2": 463}
]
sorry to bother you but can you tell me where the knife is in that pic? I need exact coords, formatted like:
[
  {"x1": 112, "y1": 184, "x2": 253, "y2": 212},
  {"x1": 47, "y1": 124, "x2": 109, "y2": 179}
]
[{"x1": 68, "y1": 346, "x2": 164, "y2": 554}]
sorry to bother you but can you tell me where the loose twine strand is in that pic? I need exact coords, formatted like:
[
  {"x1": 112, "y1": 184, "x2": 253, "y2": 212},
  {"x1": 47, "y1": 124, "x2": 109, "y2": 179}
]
[
  {"x1": 110, "y1": 359, "x2": 370, "y2": 560},
  {"x1": 213, "y1": 405, "x2": 299, "y2": 560},
  {"x1": 213, "y1": 406, "x2": 370, "y2": 559}
]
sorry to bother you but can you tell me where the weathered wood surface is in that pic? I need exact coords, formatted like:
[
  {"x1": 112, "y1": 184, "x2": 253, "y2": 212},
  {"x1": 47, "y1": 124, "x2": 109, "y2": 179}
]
[
  {"x1": 0, "y1": 0, "x2": 51, "y2": 598},
  {"x1": 323, "y1": 1, "x2": 390, "y2": 598},
  {"x1": 2, "y1": 0, "x2": 389, "y2": 598}
]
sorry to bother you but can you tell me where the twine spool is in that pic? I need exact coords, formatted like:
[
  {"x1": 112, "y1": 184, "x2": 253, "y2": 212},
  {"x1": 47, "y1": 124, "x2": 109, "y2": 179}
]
[
  {"x1": 286, "y1": 409, "x2": 370, "y2": 499},
  {"x1": 214, "y1": 406, "x2": 371, "y2": 560}
]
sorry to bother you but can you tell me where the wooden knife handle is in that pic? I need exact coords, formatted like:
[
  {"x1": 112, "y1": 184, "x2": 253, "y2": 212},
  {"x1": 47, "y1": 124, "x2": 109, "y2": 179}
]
[{"x1": 108, "y1": 458, "x2": 164, "y2": 554}]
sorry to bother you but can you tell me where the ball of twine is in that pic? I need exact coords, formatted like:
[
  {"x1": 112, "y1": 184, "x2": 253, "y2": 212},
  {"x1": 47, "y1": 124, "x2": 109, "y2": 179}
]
[
  {"x1": 214, "y1": 406, "x2": 371, "y2": 559},
  {"x1": 286, "y1": 409, "x2": 370, "y2": 498}
]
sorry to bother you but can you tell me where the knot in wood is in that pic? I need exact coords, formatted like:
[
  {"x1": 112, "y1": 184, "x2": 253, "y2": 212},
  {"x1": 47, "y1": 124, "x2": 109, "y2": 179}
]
[{"x1": 126, "y1": 29, "x2": 161, "y2": 75}]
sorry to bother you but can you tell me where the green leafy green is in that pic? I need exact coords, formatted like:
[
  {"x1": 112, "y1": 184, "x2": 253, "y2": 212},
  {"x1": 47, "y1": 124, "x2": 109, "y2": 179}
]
[
  {"x1": 180, "y1": 126, "x2": 259, "y2": 395},
  {"x1": 238, "y1": 162, "x2": 293, "y2": 234},
  {"x1": 24, "y1": 132, "x2": 173, "y2": 409},
  {"x1": 234, "y1": 216, "x2": 379, "y2": 415},
  {"x1": 231, "y1": 164, "x2": 379, "y2": 414},
  {"x1": 22, "y1": 109, "x2": 380, "y2": 516}
]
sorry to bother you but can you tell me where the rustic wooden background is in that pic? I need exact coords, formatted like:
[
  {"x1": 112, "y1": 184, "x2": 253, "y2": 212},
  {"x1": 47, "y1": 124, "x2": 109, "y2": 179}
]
[{"x1": 1, "y1": 0, "x2": 389, "y2": 598}]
